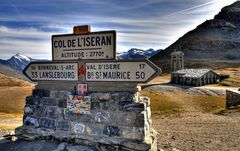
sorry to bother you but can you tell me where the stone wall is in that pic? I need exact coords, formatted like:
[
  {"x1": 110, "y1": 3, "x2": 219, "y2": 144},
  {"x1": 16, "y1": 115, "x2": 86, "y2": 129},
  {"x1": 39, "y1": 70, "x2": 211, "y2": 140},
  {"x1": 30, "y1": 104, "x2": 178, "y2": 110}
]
[
  {"x1": 16, "y1": 89, "x2": 157, "y2": 151},
  {"x1": 226, "y1": 90, "x2": 240, "y2": 109}
]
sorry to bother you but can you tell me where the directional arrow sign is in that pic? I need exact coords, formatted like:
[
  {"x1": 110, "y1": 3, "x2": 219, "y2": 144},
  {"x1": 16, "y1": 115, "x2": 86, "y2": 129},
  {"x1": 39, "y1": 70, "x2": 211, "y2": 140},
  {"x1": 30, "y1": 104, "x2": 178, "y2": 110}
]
[
  {"x1": 23, "y1": 62, "x2": 78, "y2": 81},
  {"x1": 52, "y1": 31, "x2": 116, "y2": 61},
  {"x1": 85, "y1": 59, "x2": 161, "y2": 83}
]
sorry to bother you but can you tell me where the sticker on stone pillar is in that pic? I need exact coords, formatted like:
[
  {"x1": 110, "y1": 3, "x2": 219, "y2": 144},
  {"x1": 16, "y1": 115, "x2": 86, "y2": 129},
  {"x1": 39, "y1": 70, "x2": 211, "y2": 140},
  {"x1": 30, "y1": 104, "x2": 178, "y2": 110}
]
[
  {"x1": 73, "y1": 123, "x2": 85, "y2": 134},
  {"x1": 24, "y1": 116, "x2": 39, "y2": 127},
  {"x1": 95, "y1": 112, "x2": 110, "y2": 123},
  {"x1": 77, "y1": 83, "x2": 88, "y2": 95},
  {"x1": 66, "y1": 95, "x2": 91, "y2": 114}
]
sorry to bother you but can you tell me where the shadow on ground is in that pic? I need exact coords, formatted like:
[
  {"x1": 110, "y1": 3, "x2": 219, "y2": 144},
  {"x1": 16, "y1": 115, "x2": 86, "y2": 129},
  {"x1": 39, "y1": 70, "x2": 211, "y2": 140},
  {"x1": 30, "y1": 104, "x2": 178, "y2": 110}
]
[{"x1": 0, "y1": 139, "x2": 97, "y2": 151}]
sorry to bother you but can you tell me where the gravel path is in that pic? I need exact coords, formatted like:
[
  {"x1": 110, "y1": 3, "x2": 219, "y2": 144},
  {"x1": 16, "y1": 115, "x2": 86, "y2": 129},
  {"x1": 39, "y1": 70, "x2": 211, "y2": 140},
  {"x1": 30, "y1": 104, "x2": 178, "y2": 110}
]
[
  {"x1": 146, "y1": 84, "x2": 240, "y2": 151},
  {"x1": 143, "y1": 84, "x2": 237, "y2": 96},
  {"x1": 153, "y1": 112, "x2": 240, "y2": 151},
  {"x1": 1, "y1": 113, "x2": 240, "y2": 151}
]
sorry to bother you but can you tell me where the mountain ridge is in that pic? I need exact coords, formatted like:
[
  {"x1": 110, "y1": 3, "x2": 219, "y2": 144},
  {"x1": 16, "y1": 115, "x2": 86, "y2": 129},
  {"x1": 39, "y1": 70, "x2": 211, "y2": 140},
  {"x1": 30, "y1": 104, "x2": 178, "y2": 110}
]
[
  {"x1": 150, "y1": 1, "x2": 240, "y2": 72},
  {"x1": 0, "y1": 53, "x2": 35, "y2": 72},
  {"x1": 117, "y1": 48, "x2": 161, "y2": 59},
  {"x1": 0, "y1": 53, "x2": 40, "y2": 81}
]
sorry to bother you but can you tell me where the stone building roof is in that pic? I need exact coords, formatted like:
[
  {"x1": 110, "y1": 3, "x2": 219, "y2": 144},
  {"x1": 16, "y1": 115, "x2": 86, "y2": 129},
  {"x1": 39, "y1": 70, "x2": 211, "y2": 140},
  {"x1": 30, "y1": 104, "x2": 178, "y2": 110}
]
[
  {"x1": 227, "y1": 89, "x2": 240, "y2": 94},
  {"x1": 172, "y1": 69, "x2": 214, "y2": 78}
]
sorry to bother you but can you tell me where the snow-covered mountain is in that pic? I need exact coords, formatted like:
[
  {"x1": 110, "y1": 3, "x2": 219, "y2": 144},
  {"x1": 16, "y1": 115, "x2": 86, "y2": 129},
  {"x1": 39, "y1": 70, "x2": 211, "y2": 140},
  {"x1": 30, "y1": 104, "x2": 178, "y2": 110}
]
[
  {"x1": 0, "y1": 53, "x2": 35, "y2": 71},
  {"x1": 117, "y1": 48, "x2": 161, "y2": 59}
]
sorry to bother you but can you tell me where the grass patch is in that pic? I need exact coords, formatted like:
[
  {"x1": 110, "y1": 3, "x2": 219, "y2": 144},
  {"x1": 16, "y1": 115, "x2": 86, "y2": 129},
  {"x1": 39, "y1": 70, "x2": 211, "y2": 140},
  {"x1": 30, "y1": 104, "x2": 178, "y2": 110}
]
[
  {"x1": 193, "y1": 95, "x2": 226, "y2": 113},
  {"x1": 0, "y1": 112, "x2": 23, "y2": 118},
  {"x1": 217, "y1": 67, "x2": 240, "y2": 87},
  {"x1": 141, "y1": 88, "x2": 227, "y2": 117},
  {"x1": 0, "y1": 73, "x2": 32, "y2": 87},
  {"x1": 140, "y1": 89, "x2": 184, "y2": 116},
  {"x1": 0, "y1": 86, "x2": 33, "y2": 114},
  {"x1": 219, "y1": 79, "x2": 240, "y2": 87},
  {"x1": 0, "y1": 125, "x2": 19, "y2": 130},
  {"x1": 0, "y1": 74, "x2": 34, "y2": 114}
]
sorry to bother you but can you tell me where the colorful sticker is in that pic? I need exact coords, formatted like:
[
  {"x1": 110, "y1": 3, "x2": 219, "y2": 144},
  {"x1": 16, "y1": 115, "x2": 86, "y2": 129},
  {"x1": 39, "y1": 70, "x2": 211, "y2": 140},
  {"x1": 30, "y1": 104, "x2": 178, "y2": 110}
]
[
  {"x1": 77, "y1": 84, "x2": 88, "y2": 95},
  {"x1": 66, "y1": 95, "x2": 91, "y2": 114}
]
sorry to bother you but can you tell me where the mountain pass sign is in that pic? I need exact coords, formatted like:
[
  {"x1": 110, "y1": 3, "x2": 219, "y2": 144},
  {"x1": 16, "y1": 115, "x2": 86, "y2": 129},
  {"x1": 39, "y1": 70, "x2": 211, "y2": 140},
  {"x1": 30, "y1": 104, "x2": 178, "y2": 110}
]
[
  {"x1": 23, "y1": 62, "x2": 78, "y2": 81},
  {"x1": 23, "y1": 60, "x2": 161, "y2": 83},
  {"x1": 85, "y1": 59, "x2": 161, "y2": 82},
  {"x1": 52, "y1": 31, "x2": 116, "y2": 61}
]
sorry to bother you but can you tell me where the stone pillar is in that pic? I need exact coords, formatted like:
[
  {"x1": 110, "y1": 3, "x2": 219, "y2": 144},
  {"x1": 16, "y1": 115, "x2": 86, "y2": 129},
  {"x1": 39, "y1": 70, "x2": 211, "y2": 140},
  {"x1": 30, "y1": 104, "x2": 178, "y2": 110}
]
[
  {"x1": 170, "y1": 73, "x2": 174, "y2": 83},
  {"x1": 183, "y1": 77, "x2": 186, "y2": 85},
  {"x1": 15, "y1": 89, "x2": 158, "y2": 151},
  {"x1": 207, "y1": 74, "x2": 210, "y2": 85},
  {"x1": 203, "y1": 76, "x2": 206, "y2": 85},
  {"x1": 199, "y1": 78, "x2": 202, "y2": 86},
  {"x1": 189, "y1": 78, "x2": 192, "y2": 86},
  {"x1": 176, "y1": 75, "x2": 179, "y2": 84},
  {"x1": 170, "y1": 51, "x2": 184, "y2": 72},
  {"x1": 180, "y1": 55, "x2": 184, "y2": 71},
  {"x1": 226, "y1": 90, "x2": 240, "y2": 109}
]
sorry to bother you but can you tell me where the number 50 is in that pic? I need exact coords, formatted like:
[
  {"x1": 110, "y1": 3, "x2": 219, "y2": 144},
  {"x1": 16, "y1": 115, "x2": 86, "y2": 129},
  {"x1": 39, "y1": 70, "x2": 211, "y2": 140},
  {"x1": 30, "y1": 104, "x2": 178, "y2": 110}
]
[{"x1": 136, "y1": 71, "x2": 145, "y2": 79}]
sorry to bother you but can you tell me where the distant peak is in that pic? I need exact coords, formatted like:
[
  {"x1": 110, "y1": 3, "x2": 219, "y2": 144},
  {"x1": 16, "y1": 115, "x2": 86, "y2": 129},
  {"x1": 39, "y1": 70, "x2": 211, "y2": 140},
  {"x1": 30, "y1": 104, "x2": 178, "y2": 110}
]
[
  {"x1": 15, "y1": 53, "x2": 24, "y2": 56},
  {"x1": 214, "y1": 1, "x2": 240, "y2": 25},
  {"x1": 12, "y1": 53, "x2": 31, "y2": 61},
  {"x1": 14, "y1": 53, "x2": 24, "y2": 57}
]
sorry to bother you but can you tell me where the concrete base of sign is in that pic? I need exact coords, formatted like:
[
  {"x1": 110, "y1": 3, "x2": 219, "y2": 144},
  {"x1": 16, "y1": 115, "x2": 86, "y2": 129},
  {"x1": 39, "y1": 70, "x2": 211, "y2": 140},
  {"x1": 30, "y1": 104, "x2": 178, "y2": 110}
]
[{"x1": 15, "y1": 89, "x2": 157, "y2": 151}]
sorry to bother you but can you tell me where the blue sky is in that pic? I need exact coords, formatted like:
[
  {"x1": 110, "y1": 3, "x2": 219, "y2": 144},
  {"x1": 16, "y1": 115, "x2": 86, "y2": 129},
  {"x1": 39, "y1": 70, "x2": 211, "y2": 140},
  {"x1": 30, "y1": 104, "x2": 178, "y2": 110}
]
[{"x1": 0, "y1": 0, "x2": 236, "y2": 59}]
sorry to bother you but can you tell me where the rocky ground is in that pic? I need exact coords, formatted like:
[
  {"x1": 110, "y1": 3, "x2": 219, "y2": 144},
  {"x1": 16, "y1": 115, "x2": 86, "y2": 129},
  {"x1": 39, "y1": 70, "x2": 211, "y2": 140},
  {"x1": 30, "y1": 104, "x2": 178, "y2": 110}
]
[
  {"x1": 142, "y1": 82, "x2": 240, "y2": 151},
  {"x1": 0, "y1": 77, "x2": 239, "y2": 150},
  {"x1": 154, "y1": 111, "x2": 240, "y2": 151},
  {"x1": 1, "y1": 109, "x2": 240, "y2": 151},
  {"x1": 0, "y1": 139, "x2": 101, "y2": 151}
]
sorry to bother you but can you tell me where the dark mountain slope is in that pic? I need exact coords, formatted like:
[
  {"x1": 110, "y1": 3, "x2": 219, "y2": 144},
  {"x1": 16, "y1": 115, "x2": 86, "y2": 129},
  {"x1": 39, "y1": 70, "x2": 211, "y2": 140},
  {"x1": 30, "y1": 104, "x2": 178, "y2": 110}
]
[{"x1": 150, "y1": 1, "x2": 240, "y2": 72}]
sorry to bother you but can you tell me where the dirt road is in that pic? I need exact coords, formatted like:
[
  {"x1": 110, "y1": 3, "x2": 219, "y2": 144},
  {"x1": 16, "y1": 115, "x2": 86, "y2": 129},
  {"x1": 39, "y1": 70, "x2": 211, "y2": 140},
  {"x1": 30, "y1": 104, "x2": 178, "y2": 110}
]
[
  {"x1": 153, "y1": 112, "x2": 240, "y2": 151},
  {"x1": 145, "y1": 84, "x2": 240, "y2": 151}
]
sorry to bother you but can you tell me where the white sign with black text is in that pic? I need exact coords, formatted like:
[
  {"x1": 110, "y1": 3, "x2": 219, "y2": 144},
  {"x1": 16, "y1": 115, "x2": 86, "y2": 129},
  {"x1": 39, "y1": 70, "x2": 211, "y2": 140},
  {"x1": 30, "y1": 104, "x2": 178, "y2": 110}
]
[
  {"x1": 85, "y1": 60, "x2": 161, "y2": 82},
  {"x1": 23, "y1": 62, "x2": 78, "y2": 81},
  {"x1": 52, "y1": 31, "x2": 116, "y2": 61}
]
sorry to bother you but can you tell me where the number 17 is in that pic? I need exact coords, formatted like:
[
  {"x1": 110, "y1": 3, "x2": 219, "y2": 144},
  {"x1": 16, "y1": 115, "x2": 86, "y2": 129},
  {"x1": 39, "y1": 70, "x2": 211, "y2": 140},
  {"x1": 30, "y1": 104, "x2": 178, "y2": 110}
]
[{"x1": 139, "y1": 64, "x2": 145, "y2": 69}]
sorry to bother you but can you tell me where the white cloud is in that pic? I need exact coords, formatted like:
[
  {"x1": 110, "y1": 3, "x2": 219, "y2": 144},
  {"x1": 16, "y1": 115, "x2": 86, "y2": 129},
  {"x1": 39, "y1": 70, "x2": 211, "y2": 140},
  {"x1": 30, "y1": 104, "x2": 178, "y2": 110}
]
[
  {"x1": 0, "y1": 38, "x2": 51, "y2": 59},
  {"x1": 0, "y1": 26, "x2": 52, "y2": 59},
  {"x1": 0, "y1": 0, "x2": 237, "y2": 59},
  {"x1": 0, "y1": 26, "x2": 51, "y2": 39}
]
